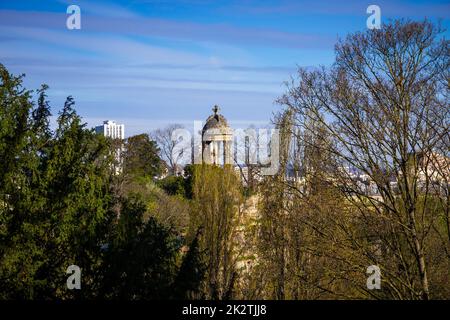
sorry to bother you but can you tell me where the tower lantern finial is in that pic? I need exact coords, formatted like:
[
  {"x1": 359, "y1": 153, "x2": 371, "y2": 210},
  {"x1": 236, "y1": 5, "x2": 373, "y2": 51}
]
[{"x1": 212, "y1": 105, "x2": 220, "y2": 115}]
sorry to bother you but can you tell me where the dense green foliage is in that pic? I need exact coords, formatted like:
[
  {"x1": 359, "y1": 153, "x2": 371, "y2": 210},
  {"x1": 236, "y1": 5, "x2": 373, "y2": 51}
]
[
  {"x1": 156, "y1": 165, "x2": 194, "y2": 199},
  {"x1": 0, "y1": 64, "x2": 204, "y2": 300},
  {"x1": 123, "y1": 133, "x2": 162, "y2": 179},
  {"x1": 99, "y1": 196, "x2": 181, "y2": 299}
]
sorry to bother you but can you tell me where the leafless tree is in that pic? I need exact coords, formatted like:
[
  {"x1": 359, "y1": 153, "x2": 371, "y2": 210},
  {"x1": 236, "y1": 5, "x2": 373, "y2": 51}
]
[
  {"x1": 152, "y1": 124, "x2": 187, "y2": 175},
  {"x1": 277, "y1": 20, "x2": 449, "y2": 299}
]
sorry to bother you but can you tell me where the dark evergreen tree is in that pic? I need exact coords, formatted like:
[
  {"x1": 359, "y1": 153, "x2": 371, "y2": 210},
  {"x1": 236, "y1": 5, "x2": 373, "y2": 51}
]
[
  {"x1": 172, "y1": 228, "x2": 206, "y2": 299},
  {"x1": 0, "y1": 64, "x2": 204, "y2": 300},
  {"x1": 99, "y1": 196, "x2": 180, "y2": 299}
]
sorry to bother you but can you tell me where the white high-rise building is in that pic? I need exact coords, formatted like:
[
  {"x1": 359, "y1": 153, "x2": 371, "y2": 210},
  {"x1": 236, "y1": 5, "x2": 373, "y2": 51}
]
[{"x1": 95, "y1": 120, "x2": 125, "y2": 140}]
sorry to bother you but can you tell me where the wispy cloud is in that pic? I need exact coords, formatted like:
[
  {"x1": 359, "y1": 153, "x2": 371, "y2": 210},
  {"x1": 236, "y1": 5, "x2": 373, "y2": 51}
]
[{"x1": 0, "y1": 10, "x2": 335, "y2": 49}]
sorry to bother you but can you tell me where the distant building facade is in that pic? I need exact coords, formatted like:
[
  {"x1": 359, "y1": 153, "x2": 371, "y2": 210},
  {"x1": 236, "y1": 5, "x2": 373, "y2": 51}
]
[{"x1": 95, "y1": 120, "x2": 125, "y2": 139}]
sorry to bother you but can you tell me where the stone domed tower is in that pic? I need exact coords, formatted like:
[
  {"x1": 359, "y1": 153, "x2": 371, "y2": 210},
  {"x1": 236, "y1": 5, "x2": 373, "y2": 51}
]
[{"x1": 202, "y1": 105, "x2": 233, "y2": 165}]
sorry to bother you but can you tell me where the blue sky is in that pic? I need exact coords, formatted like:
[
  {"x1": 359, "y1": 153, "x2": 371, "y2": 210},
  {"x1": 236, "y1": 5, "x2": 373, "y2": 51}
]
[{"x1": 0, "y1": 0, "x2": 448, "y2": 136}]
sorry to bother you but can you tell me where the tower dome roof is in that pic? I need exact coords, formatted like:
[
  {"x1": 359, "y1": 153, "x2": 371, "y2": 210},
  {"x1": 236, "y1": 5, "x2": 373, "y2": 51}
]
[{"x1": 202, "y1": 105, "x2": 229, "y2": 134}]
